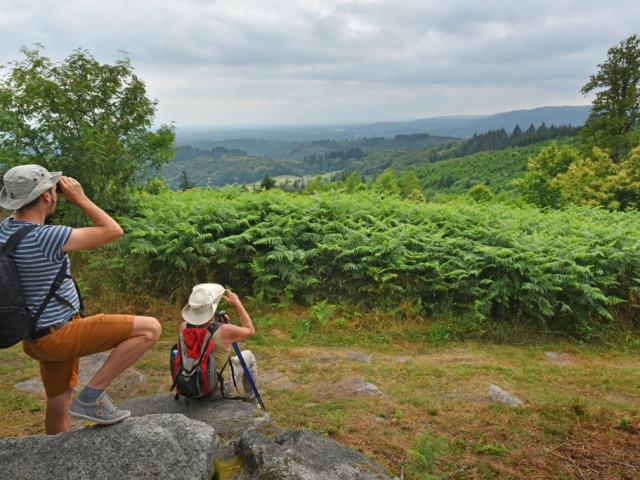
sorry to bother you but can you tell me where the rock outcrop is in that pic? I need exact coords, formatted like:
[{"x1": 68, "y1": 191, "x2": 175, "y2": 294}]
[
  {"x1": 239, "y1": 428, "x2": 391, "y2": 479},
  {"x1": 0, "y1": 414, "x2": 217, "y2": 480},
  {"x1": 0, "y1": 395, "x2": 393, "y2": 480}
]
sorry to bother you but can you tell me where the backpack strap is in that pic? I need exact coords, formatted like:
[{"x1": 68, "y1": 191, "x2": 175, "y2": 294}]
[
  {"x1": 2, "y1": 225, "x2": 38, "y2": 255},
  {"x1": 31, "y1": 257, "x2": 72, "y2": 323}
]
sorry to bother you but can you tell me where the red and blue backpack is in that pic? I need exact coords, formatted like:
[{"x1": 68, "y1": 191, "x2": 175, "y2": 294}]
[{"x1": 170, "y1": 323, "x2": 227, "y2": 402}]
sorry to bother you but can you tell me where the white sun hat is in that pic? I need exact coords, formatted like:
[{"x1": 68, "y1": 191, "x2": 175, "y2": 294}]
[
  {"x1": 0, "y1": 164, "x2": 62, "y2": 210},
  {"x1": 181, "y1": 283, "x2": 225, "y2": 325}
]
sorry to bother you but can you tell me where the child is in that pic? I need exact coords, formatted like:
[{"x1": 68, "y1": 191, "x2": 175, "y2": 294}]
[{"x1": 179, "y1": 283, "x2": 259, "y2": 400}]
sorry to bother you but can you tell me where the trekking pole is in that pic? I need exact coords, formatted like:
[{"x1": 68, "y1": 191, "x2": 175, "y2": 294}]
[{"x1": 216, "y1": 311, "x2": 267, "y2": 410}]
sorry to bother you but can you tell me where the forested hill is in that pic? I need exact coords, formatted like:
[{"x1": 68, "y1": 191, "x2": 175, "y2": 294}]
[
  {"x1": 164, "y1": 122, "x2": 580, "y2": 189},
  {"x1": 162, "y1": 133, "x2": 455, "y2": 188}
]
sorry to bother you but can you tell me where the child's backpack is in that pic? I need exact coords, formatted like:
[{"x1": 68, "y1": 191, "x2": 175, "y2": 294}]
[
  {"x1": 170, "y1": 323, "x2": 220, "y2": 402},
  {"x1": 170, "y1": 322, "x2": 239, "y2": 403}
]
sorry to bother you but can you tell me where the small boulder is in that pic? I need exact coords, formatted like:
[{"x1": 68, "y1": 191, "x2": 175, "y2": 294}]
[
  {"x1": 239, "y1": 428, "x2": 392, "y2": 479},
  {"x1": 0, "y1": 414, "x2": 217, "y2": 480},
  {"x1": 488, "y1": 384, "x2": 524, "y2": 407},
  {"x1": 354, "y1": 381, "x2": 386, "y2": 397}
]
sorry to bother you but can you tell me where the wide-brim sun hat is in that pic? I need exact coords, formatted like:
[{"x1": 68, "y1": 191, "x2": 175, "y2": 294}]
[
  {"x1": 0, "y1": 164, "x2": 62, "y2": 210},
  {"x1": 181, "y1": 283, "x2": 225, "y2": 325}
]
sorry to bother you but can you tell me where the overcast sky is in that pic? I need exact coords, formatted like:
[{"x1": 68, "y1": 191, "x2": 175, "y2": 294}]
[{"x1": 1, "y1": 0, "x2": 638, "y2": 127}]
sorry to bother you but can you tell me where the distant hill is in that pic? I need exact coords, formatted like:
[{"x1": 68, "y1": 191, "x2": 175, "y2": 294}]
[{"x1": 176, "y1": 105, "x2": 591, "y2": 144}]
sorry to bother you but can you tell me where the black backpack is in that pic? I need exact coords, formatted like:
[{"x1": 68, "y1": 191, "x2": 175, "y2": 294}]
[{"x1": 0, "y1": 225, "x2": 79, "y2": 349}]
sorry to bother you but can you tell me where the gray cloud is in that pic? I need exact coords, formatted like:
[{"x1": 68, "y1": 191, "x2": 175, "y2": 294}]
[{"x1": 0, "y1": 0, "x2": 638, "y2": 126}]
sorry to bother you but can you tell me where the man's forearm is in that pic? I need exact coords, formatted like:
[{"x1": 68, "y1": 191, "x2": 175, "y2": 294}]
[{"x1": 76, "y1": 197, "x2": 122, "y2": 231}]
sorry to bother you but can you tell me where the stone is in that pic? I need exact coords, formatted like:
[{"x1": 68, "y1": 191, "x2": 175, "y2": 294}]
[
  {"x1": 544, "y1": 351, "x2": 574, "y2": 366},
  {"x1": 316, "y1": 376, "x2": 388, "y2": 400},
  {"x1": 239, "y1": 428, "x2": 392, "y2": 479},
  {"x1": 120, "y1": 395, "x2": 271, "y2": 439},
  {"x1": 13, "y1": 377, "x2": 44, "y2": 396},
  {"x1": 0, "y1": 414, "x2": 217, "y2": 480},
  {"x1": 346, "y1": 351, "x2": 373, "y2": 363},
  {"x1": 354, "y1": 381, "x2": 386, "y2": 397},
  {"x1": 488, "y1": 384, "x2": 524, "y2": 407},
  {"x1": 15, "y1": 352, "x2": 147, "y2": 397}
]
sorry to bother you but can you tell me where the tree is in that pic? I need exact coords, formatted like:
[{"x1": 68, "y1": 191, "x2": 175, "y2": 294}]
[
  {"x1": 304, "y1": 176, "x2": 328, "y2": 194},
  {"x1": 0, "y1": 46, "x2": 175, "y2": 211},
  {"x1": 515, "y1": 142, "x2": 581, "y2": 208},
  {"x1": 259, "y1": 175, "x2": 276, "y2": 190},
  {"x1": 397, "y1": 170, "x2": 422, "y2": 198},
  {"x1": 344, "y1": 170, "x2": 362, "y2": 193},
  {"x1": 179, "y1": 169, "x2": 194, "y2": 191},
  {"x1": 580, "y1": 35, "x2": 640, "y2": 160},
  {"x1": 553, "y1": 148, "x2": 617, "y2": 208},
  {"x1": 468, "y1": 183, "x2": 493, "y2": 203},
  {"x1": 372, "y1": 169, "x2": 400, "y2": 196}
]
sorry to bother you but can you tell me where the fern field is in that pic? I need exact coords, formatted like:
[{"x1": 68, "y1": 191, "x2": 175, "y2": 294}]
[{"x1": 109, "y1": 188, "x2": 640, "y2": 336}]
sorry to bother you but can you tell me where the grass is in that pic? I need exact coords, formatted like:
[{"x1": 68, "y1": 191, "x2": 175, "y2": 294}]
[{"x1": 1, "y1": 294, "x2": 639, "y2": 479}]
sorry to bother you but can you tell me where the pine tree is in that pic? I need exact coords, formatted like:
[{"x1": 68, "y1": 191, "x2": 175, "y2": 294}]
[{"x1": 179, "y1": 169, "x2": 194, "y2": 191}]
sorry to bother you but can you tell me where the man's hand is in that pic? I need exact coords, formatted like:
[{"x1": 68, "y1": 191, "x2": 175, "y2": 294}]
[
  {"x1": 60, "y1": 176, "x2": 123, "y2": 253},
  {"x1": 57, "y1": 176, "x2": 88, "y2": 206}
]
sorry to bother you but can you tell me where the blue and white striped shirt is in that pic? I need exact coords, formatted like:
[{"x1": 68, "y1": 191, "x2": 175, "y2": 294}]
[{"x1": 0, "y1": 218, "x2": 80, "y2": 330}]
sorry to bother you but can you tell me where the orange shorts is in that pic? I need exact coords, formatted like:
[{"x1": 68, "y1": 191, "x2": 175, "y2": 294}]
[{"x1": 22, "y1": 313, "x2": 135, "y2": 398}]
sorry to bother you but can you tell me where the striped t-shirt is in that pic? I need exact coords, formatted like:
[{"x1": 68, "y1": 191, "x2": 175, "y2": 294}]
[{"x1": 0, "y1": 218, "x2": 80, "y2": 330}]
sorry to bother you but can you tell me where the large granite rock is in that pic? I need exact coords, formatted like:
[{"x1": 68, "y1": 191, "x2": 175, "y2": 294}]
[
  {"x1": 1, "y1": 395, "x2": 393, "y2": 480},
  {"x1": 0, "y1": 414, "x2": 217, "y2": 480},
  {"x1": 120, "y1": 395, "x2": 273, "y2": 463},
  {"x1": 239, "y1": 428, "x2": 392, "y2": 479},
  {"x1": 120, "y1": 395, "x2": 272, "y2": 438}
]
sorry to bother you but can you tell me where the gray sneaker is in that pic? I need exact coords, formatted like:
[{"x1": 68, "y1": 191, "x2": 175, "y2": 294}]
[{"x1": 69, "y1": 391, "x2": 131, "y2": 425}]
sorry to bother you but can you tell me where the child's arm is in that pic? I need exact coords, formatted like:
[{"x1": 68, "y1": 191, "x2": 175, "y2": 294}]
[{"x1": 219, "y1": 289, "x2": 255, "y2": 348}]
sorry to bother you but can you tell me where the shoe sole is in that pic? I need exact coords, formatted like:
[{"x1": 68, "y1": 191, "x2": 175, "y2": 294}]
[{"x1": 69, "y1": 410, "x2": 131, "y2": 425}]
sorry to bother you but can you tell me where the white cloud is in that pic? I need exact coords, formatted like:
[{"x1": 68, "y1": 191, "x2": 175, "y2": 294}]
[{"x1": 0, "y1": 0, "x2": 638, "y2": 125}]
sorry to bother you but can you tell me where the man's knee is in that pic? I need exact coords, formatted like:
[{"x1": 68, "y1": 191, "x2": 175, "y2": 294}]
[{"x1": 133, "y1": 316, "x2": 162, "y2": 343}]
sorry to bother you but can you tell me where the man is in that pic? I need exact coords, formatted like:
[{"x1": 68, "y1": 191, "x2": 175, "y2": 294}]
[
  {"x1": 180, "y1": 283, "x2": 259, "y2": 401},
  {"x1": 0, "y1": 165, "x2": 161, "y2": 434}
]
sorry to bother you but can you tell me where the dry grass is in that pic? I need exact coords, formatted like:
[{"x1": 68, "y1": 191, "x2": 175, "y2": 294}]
[{"x1": 1, "y1": 295, "x2": 639, "y2": 479}]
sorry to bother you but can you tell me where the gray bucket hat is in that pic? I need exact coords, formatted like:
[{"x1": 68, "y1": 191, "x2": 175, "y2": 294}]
[
  {"x1": 0, "y1": 165, "x2": 62, "y2": 210},
  {"x1": 181, "y1": 283, "x2": 226, "y2": 326}
]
